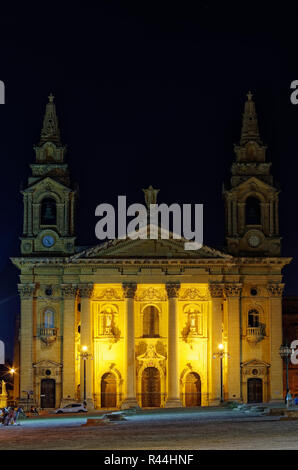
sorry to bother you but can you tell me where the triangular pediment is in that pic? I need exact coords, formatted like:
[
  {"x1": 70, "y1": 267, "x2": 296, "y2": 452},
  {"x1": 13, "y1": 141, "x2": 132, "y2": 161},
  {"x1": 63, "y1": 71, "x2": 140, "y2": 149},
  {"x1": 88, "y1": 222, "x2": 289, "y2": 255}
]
[
  {"x1": 22, "y1": 176, "x2": 71, "y2": 194},
  {"x1": 72, "y1": 226, "x2": 233, "y2": 260},
  {"x1": 33, "y1": 360, "x2": 62, "y2": 368},
  {"x1": 241, "y1": 359, "x2": 270, "y2": 368},
  {"x1": 229, "y1": 176, "x2": 278, "y2": 195}
]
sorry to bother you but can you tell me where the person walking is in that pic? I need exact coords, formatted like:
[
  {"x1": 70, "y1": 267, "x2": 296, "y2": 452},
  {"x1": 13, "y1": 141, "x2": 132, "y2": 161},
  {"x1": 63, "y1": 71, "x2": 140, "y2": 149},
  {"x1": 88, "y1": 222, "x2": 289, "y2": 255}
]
[
  {"x1": 8, "y1": 407, "x2": 15, "y2": 425},
  {"x1": 15, "y1": 406, "x2": 23, "y2": 424},
  {"x1": 3, "y1": 408, "x2": 10, "y2": 426},
  {"x1": 286, "y1": 391, "x2": 293, "y2": 409}
]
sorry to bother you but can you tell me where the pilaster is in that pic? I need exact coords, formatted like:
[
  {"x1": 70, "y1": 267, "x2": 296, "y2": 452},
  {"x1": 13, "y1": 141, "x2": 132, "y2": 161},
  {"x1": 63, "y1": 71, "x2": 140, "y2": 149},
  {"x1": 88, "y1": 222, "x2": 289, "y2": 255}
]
[
  {"x1": 78, "y1": 284, "x2": 94, "y2": 409},
  {"x1": 225, "y1": 283, "x2": 242, "y2": 402},
  {"x1": 18, "y1": 283, "x2": 35, "y2": 407},
  {"x1": 209, "y1": 283, "x2": 224, "y2": 405},
  {"x1": 165, "y1": 283, "x2": 183, "y2": 408},
  {"x1": 61, "y1": 284, "x2": 77, "y2": 405},
  {"x1": 121, "y1": 282, "x2": 139, "y2": 409},
  {"x1": 268, "y1": 283, "x2": 284, "y2": 402}
]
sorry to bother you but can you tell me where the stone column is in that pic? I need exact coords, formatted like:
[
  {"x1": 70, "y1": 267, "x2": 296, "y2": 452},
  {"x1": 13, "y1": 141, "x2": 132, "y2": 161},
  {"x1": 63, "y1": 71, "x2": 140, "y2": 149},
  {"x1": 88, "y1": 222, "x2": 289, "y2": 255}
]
[
  {"x1": 225, "y1": 284, "x2": 242, "y2": 402},
  {"x1": 121, "y1": 283, "x2": 139, "y2": 409},
  {"x1": 209, "y1": 284, "x2": 224, "y2": 405},
  {"x1": 274, "y1": 198, "x2": 279, "y2": 234},
  {"x1": 268, "y1": 283, "x2": 284, "y2": 402},
  {"x1": 165, "y1": 283, "x2": 183, "y2": 408},
  {"x1": 18, "y1": 283, "x2": 35, "y2": 407},
  {"x1": 78, "y1": 284, "x2": 94, "y2": 408},
  {"x1": 269, "y1": 201, "x2": 274, "y2": 235},
  {"x1": 232, "y1": 200, "x2": 237, "y2": 235},
  {"x1": 27, "y1": 193, "x2": 33, "y2": 236},
  {"x1": 61, "y1": 284, "x2": 77, "y2": 405},
  {"x1": 64, "y1": 195, "x2": 69, "y2": 236},
  {"x1": 23, "y1": 193, "x2": 28, "y2": 234}
]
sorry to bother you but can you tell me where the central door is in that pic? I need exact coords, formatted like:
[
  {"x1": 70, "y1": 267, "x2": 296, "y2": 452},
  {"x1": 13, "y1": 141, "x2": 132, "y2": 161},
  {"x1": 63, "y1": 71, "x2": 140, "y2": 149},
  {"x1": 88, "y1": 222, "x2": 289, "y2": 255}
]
[
  {"x1": 247, "y1": 378, "x2": 263, "y2": 403},
  {"x1": 142, "y1": 367, "x2": 161, "y2": 408},
  {"x1": 185, "y1": 372, "x2": 201, "y2": 407},
  {"x1": 101, "y1": 373, "x2": 117, "y2": 408},
  {"x1": 41, "y1": 379, "x2": 56, "y2": 408}
]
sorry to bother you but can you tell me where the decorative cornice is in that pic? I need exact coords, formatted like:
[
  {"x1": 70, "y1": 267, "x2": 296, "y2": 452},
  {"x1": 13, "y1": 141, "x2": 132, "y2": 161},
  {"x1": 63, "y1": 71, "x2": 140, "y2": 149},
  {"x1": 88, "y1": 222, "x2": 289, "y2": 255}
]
[
  {"x1": 136, "y1": 287, "x2": 167, "y2": 301},
  {"x1": 93, "y1": 288, "x2": 123, "y2": 301},
  {"x1": 122, "y1": 283, "x2": 137, "y2": 299},
  {"x1": 61, "y1": 284, "x2": 77, "y2": 298},
  {"x1": 224, "y1": 284, "x2": 242, "y2": 297},
  {"x1": 78, "y1": 284, "x2": 94, "y2": 299},
  {"x1": 179, "y1": 287, "x2": 210, "y2": 301},
  {"x1": 18, "y1": 283, "x2": 35, "y2": 298},
  {"x1": 166, "y1": 283, "x2": 180, "y2": 299},
  {"x1": 267, "y1": 283, "x2": 284, "y2": 297},
  {"x1": 11, "y1": 256, "x2": 292, "y2": 269},
  {"x1": 208, "y1": 284, "x2": 224, "y2": 298}
]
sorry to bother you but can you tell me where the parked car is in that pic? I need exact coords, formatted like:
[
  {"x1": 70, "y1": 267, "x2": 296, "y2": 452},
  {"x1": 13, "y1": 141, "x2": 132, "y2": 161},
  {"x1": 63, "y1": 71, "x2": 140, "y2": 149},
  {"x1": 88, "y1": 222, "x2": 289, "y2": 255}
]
[{"x1": 55, "y1": 403, "x2": 87, "y2": 414}]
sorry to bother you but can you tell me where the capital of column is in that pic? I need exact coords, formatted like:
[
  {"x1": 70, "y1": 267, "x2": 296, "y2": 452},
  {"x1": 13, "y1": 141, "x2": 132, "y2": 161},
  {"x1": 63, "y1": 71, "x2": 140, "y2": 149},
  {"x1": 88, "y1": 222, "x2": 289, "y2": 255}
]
[
  {"x1": 166, "y1": 283, "x2": 180, "y2": 299},
  {"x1": 18, "y1": 283, "x2": 35, "y2": 299},
  {"x1": 224, "y1": 283, "x2": 242, "y2": 297},
  {"x1": 209, "y1": 283, "x2": 224, "y2": 298},
  {"x1": 122, "y1": 282, "x2": 137, "y2": 299},
  {"x1": 267, "y1": 283, "x2": 284, "y2": 297},
  {"x1": 61, "y1": 284, "x2": 78, "y2": 298},
  {"x1": 78, "y1": 284, "x2": 94, "y2": 299}
]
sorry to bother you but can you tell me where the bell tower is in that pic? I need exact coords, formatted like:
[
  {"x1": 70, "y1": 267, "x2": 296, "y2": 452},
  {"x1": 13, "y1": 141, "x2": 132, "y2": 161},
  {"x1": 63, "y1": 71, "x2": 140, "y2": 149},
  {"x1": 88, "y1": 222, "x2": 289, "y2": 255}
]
[
  {"x1": 223, "y1": 92, "x2": 281, "y2": 256},
  {"x1": 20, "y1": 94, "x2": 77, "y2": 255}
]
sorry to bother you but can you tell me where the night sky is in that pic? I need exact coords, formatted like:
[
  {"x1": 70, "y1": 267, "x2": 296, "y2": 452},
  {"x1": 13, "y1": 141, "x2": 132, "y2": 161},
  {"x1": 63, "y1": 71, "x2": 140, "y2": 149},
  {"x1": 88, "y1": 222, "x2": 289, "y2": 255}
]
[{"x1": 1, "y1": 2, "x2": 298, "y2": 359}]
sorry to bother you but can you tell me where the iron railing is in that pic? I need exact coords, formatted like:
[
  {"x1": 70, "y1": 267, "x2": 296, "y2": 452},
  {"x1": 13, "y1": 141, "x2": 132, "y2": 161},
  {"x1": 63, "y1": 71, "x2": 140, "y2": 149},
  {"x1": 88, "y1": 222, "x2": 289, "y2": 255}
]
[{"x1": 39, "y1": 327, "x2": 58, "y2": 337}]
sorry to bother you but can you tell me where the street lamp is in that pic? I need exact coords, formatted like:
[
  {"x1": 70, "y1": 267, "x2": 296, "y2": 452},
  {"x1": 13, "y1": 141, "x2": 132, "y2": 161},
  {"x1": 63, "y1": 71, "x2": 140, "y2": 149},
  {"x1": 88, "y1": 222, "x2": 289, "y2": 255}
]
[
  {"x1": 213, "y1": 343, "x2": 230, "y2": 403},
  {"x1": 279, "y1": 344, "x2": 293, "y2": 407},
  {"x1": 79, "y1": 345, "x2": 92, "y2": 403}
]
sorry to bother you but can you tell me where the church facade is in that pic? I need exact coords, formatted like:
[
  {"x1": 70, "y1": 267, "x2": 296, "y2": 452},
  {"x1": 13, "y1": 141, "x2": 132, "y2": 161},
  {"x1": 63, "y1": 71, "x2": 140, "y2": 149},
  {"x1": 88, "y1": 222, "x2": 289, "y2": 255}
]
[{"x1": 11, "y1": 93, "x2": 291, "y2": 409}]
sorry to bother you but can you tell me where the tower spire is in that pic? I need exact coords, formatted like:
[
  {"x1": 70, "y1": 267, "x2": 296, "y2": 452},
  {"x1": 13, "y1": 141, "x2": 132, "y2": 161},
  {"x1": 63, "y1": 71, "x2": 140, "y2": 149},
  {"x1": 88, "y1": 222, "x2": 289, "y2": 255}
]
[
  {"x1": 240, "y1": 91, "x2": 261, "y2": 145},
  {"x1": 39, "y1": 93, "x2": 61, "y2": 145}
]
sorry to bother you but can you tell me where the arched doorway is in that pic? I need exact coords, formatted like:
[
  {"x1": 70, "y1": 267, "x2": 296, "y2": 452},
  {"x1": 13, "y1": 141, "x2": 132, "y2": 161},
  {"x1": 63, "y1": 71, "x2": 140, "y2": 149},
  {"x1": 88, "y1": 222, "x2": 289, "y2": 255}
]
[
  {"x1": 247, "y1": 378, "x2": 263, "y2": 403},
  {"x1": 41, "y1": 379, "x2": 56, "y2": 408},
  {"x1": 101, "y1": 373, "x2": 117, "y2": 408},
  {"x1": 185, "y1": 372, "x2": 201, "y2": 407},
  {"x1": 142, "y1": 367, "x2": 161, "y2": 408}
]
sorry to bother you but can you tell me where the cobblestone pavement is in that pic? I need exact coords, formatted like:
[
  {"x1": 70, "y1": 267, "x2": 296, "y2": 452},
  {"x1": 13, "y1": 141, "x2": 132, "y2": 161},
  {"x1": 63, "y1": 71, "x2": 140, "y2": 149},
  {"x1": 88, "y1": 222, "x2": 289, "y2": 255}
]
[{"x1": 0, "y1": 409, "x2": 298, "y2": 450}]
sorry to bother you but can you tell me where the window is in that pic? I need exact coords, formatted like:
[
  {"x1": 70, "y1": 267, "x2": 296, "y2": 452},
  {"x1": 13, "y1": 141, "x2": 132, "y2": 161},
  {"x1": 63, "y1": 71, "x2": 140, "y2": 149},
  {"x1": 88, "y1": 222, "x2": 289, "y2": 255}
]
[
  {"x1": 41, "y1": 198, "x2": 56, "y2": 225},
  {"x1": 143, "y1": 306, "x2": 159, "y2": 337},
  {"x1": 245, "y1": 197, "x2": 261, "y2": 225},
  {"x1": 248, "y1": 309, "x2": 260, "y2": 328},
  {"x1": 43, "y1": 309, "x2": 55, "y2": 328}
]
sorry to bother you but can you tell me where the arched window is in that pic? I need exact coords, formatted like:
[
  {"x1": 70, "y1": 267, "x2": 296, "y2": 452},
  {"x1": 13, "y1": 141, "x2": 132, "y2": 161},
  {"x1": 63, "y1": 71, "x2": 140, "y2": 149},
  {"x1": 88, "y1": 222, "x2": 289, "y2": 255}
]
[
  {"x1": 43, "y1": 309, "x2": 55, "y2": 328},
  {"x1": 248, "y1": 309, "x2": 260, "y2": 328},
  {"x1": 143, "y1": 306, "x2": 159, "y2": 337},
  {"x1": 245, "y1": 197, "x2": 261, "y2": 225},
  {"x1": 41, "y1": 198, "x2": 56, "y2": 225}
]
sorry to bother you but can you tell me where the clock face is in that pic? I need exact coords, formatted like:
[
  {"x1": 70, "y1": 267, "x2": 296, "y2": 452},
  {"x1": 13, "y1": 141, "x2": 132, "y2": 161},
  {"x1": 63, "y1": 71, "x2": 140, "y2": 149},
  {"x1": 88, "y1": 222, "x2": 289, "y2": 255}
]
[
  {"x1": 248, "y1": 235, "x2": 260, "y2": 247},
  {"x1": 42, "y1": 235, "x2": 55, "y2": 248}
]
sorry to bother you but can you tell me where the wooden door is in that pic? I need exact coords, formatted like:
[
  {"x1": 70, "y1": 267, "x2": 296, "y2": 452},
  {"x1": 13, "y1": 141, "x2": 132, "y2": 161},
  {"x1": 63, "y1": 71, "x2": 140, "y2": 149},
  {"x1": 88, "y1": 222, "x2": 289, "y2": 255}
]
[
  {"x1": 41, "y1": 379, "x2": 56, "y2": 408},
  {"x1": 247, "y1": 378, "x2": 263, "y2": 403},
  {"x1": 185, "y1": 372, "x2": 201, "y2": 406},
  {"x1": 101, "y1": 373, "x2": 117, "y2": 408},
  {"x1": 142, "y1": 367, "x2": 161, "y2": 407}
]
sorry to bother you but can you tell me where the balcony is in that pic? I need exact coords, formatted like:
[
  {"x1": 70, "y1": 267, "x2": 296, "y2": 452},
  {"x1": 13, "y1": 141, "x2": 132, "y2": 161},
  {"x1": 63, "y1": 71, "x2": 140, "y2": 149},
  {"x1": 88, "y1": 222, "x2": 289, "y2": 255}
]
[
  {"x1": 39, "y1": 327, "x2": 58, "y2": 345},
  {"x1": 246, "y1": 326, "x2": 265, "y2": 344}
]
